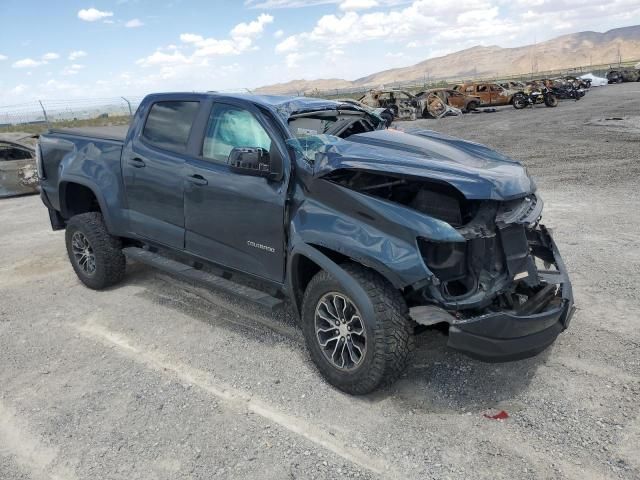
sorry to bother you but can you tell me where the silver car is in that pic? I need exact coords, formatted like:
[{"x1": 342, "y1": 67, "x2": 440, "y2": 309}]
[{"x1": 0, "y1": 133, "x2": 39, "y2": 197}]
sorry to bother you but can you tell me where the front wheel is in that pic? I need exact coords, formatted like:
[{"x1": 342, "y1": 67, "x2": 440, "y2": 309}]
[
  {"x1": 65, "y1": 212, "x2": 126, "y2": 290},
  {"x1": 301, "y1": 264, "x2": 414, "y2": 394},
  {"x1": 513, "y1": 94, "x2": 527, "y2": 109}
]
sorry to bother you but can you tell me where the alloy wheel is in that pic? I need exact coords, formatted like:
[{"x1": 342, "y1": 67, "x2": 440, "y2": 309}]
[
  {"x1": 71, "y1": 231, "x2": 96, "y2": 276},
  {"x1": 314, "y1": 292, "x2": 367, "y2": 371}
]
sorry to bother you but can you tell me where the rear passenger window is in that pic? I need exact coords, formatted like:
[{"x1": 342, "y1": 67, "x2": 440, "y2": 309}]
[{"x1": 142, "y1": 101, "x2": 199, "y2": 152}]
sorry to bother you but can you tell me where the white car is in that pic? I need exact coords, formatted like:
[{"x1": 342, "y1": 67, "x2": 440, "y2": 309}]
[{"x1": 579, "y1": 73, "x2": 608, "y2": 87}]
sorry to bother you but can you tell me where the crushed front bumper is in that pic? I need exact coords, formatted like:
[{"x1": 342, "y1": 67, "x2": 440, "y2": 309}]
[
  {"x1": 411, "y1": 225, "x2": 575, "y2": 362},
  {"x1": 448, "y1": 227, "x2": 574, "y2": 362}
]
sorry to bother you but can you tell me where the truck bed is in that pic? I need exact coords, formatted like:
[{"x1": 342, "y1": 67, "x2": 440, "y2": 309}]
[{"x1": 47, "y1": 125, "x2": 129, "y2": 142}]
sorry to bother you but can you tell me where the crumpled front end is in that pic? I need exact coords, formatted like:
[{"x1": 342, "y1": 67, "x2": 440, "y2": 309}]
[{"x1": 410, "y1": 193, "x2": 575, "y2": 361}]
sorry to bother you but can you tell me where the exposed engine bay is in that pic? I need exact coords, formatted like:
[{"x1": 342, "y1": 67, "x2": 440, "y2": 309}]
[{"x1": 323, "y1": 168, "x2": 569, "y2": 323}]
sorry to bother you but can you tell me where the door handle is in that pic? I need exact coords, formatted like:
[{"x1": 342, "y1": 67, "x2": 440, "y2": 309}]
[
  {"x1": 129, "y1": 158, "x2": 146, "y2": 168},
  {"x1": 187, "y1": 174, "x2": 208, "y2": 186}
]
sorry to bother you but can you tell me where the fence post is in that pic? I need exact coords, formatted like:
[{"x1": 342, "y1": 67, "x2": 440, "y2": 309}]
[
  {"x1": 121, "y1": 97, "x2": 133, "y2": 117},
  {"x1": 38, "y1": 100, "x2": 50, "y2": 127}
]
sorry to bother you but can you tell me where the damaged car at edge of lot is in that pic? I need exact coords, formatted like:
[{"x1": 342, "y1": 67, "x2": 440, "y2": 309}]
[
  {"x1": 37, "y1": 93, "x2": 575, "y2": 394},
  {"x1": 358, "y1": 89, "x2": 421, "y2": 121},
  {"x1": 1, "y1": 134, "x2": 40, "y2": 197},
  {"x1": 607, "y1": 69, "x2": 640, "y2": 83},
  {"x1": 335, "y1": 98, "x2": 395, "y2": 127}
]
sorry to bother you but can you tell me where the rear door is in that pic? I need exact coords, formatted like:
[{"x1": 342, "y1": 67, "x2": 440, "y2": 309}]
[
  {"x1": 475, "y1": 84, "x2": 491, "y2": 105},
  {"x1": 183, "y1": 101, "x2": 288, "y2": 282},
  {"x1": 122, "y1": 99, "x2": 201, "y2": 248}
]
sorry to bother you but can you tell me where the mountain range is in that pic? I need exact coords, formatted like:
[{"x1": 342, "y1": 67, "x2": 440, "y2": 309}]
[{"x1": 255, "y1": 25, "x2": 640, "y2": 95}]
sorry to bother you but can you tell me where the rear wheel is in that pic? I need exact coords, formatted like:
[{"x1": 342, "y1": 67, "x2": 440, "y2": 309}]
[
  {"x1": 301, "y1": 264, "x2": 414, "y2": 394},
  {"x1": 544, "y1": 93, "x2": 558, "y2": 107},
  {"x1": 65, "y1": 212, "x2": 126, "y2": 290}
]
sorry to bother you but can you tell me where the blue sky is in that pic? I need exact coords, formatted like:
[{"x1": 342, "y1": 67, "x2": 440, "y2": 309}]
[{"x1": 1, "y1": 0, "x2": 639, "y2": 104}]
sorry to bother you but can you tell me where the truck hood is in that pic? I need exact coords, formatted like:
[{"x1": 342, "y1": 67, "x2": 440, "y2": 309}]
[{"x1": 313, "y1": 129, "x2": 534, "y2": 201}]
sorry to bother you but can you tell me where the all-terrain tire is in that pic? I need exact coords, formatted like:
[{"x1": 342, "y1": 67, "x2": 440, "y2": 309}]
[
  {"x1": 65, "y1": 212, "x2": 126, "y2": 290},
  {"x1": 301, "y1": 263, "x2": 414, "y2": 394}
]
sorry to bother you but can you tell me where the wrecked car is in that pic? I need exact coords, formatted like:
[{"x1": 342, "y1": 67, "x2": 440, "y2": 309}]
[
  {"x1": 453, "y1": 82, "x2": 518, "y2": 107},
  {"x1": 607, "y1": 69, "x2": 640, "y2": 83},
  {"x1": 414, "y1": 88, "x2": 478, "y2": 117},
  {"x1": 498, "y1": 81, "x2": 526, "y2": 91},
  {"x1": 1, "y1": 134, "x2": 39, "y2": 197},
  {"x1": 358, "y1": 89, "x2": 420, "y2": 121},
  {"x1": 37, "y1": 93, "x2": 574, "y2": 394}
]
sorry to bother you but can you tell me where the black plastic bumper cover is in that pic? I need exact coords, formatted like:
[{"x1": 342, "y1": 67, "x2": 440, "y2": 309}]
[{"x1": 447, "y1": 228, "x2": 575, "y2": 362}]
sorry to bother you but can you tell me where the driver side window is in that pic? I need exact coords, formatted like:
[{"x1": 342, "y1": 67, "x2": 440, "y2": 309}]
[{"x1": 203, "y1": 104, "x2": 272, "y2": 164}]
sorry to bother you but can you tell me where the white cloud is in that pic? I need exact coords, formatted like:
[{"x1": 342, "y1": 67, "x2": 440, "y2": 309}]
[
  {"x1": 275, "y1": 35, "x2": 299, "y2": 53},
  {"x1": 230, "y1": 13, "x2": 274, "y2": 38},
  {"x1": 77, "y1": 8, "x2": 113, "y2": 22},
  {"x1": 137, "y1": 50, "x2": 192, "y2": 67},
  {"x1": 244, "y1": 0, "x2": 404, "y2": 8},
  {"x1": 274, "y1": 29, "x2": 285, "y2": 38},
  {"x1": 125, "y1": 18, "x2": 144, "y2": 28},
  {"x1": 139, "y1": 14, "x2": 274, "y2": 67},
  {"x1": 42, "y1": 52, "x2": 60, "y2": 61},
  {"x1": 10, "y1": 84, "x2": 28, "y2": 95},
  {"x1": 180, "y1": 33, "x2": 204, "y2": 44},
  {"x1": 12, "y1": 58, "x2": 44, "y2": 69},
  {"x1": 340, "y1": 0, "x2": 379, "y2": 10},
  {"x1": 68, "y1": 50, "x2": 88, "y2": 61},
  {"x1": 61, "y1": 64, "x2": 85, "y2": 75},
  {"x1": 0, "y1": 54, "x2": 8, "y2": 61}
]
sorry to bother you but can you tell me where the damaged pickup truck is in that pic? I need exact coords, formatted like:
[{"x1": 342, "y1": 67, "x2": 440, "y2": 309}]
[{"x1": 37, "y1": 93, "x2": 574, "y2": 394}]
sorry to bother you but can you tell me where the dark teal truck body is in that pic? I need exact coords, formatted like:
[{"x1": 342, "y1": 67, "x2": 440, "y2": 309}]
[{"x1": 38, "y1": 92, "x2": 574, "y2": 364}]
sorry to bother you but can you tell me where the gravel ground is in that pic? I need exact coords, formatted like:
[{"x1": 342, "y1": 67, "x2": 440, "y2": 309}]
[{"x1": 1, "y1": 83, "x2": 639, "y2": 480}]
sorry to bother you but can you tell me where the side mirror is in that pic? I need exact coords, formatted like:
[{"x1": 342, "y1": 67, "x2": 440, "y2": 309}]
[{"x1": 228, "y1": 147, "x2": 270, "y2": 177}]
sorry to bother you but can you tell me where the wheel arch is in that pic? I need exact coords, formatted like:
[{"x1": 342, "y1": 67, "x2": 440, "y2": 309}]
[
  {"x1": 59, "y1": 180, "x2": 114, "y2": 231},
  {"x1": 287, "y1": 243, "x2": 402, "y2": 319}
]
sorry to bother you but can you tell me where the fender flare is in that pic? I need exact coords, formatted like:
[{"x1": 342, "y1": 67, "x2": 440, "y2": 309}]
[
  {"x1": 286, "y1": 243, "x2": 378, "y2": 322},
  {"x1": 58, "y1": 176, "x2": 115, "y2": 232}
]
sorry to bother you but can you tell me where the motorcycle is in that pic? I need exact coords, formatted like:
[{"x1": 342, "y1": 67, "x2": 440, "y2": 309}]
[
  {"x1": 513, "y1": 87, "x2": 558, "y2": 109},
  {"x1": 551, "y1": 85, "x2": 585, "y2": 101}
]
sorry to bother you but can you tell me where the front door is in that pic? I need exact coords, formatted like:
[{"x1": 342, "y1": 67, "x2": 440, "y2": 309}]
[
  {"x1": 122, "y1": 99, "x2": 200, "y2": 248},
  {"x1": 183, "y1": 102, "x2": 288, "y2": 282}
]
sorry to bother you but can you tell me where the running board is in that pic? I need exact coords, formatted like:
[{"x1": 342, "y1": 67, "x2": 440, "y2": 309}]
[{"x1": 123, "y1": 247, "x2": 284, "y2": 311}]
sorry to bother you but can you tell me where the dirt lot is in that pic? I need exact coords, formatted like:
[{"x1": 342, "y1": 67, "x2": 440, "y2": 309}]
[{"x1": 1, "y1": 83, "x2": 639, "y2": 480}]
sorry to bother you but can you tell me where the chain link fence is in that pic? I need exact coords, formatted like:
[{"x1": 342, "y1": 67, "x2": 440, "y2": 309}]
[{"x1": 0, "y1": 96, "x2": 144, "y2": 134}]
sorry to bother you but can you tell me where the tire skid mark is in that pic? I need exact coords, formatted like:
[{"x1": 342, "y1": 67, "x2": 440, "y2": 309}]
[
  {"x1": 0, "y1": 400, "x2": 78, "y2": 480},
  {"x1": 75, "y1": 320, "x2": 396, "y2": 478}
]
